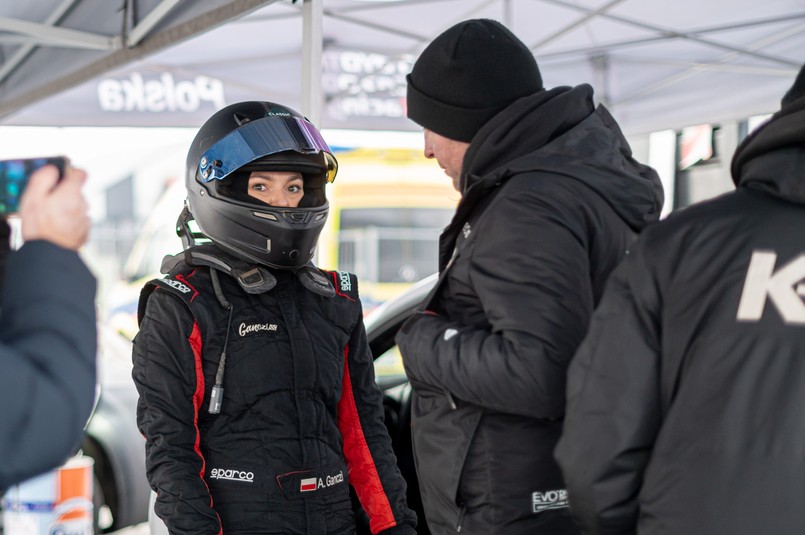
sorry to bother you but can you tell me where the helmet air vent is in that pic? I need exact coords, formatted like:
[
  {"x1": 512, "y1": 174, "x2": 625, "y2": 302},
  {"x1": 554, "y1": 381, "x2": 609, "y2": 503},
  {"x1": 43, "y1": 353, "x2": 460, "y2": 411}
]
[
  {"x1": 284, "y1": 212, "x2": 310, "y2": 224},
  {"x1": 253, "y1": 211, "x2": 278, "y2": 221}
]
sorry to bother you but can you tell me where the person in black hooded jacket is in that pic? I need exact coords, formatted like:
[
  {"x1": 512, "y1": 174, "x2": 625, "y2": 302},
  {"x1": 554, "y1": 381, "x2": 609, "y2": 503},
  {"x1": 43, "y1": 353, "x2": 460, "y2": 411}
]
[
  {"x1": 555, "y1": 64, "x2": 805, "y2": 535},
  {"x1": 394, "y1": 19, "x2": 663, "y2": 535}
]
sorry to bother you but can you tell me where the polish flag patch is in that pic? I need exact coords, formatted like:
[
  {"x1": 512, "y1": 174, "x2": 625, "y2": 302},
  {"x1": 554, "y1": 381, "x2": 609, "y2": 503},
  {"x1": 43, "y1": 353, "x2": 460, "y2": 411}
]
[{"x1": 300, "y1": 477, "x2": 318, "y2": 492}]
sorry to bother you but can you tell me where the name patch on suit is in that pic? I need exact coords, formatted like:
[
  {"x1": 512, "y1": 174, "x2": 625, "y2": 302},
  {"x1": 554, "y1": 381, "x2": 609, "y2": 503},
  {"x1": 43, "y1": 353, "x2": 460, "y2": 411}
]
[
  {"x1": 238, "y1": 322, "x2": 278, "y2": 337},
  {"x1": 300, "y1": 470, "x2": 345, "y2": 492}
]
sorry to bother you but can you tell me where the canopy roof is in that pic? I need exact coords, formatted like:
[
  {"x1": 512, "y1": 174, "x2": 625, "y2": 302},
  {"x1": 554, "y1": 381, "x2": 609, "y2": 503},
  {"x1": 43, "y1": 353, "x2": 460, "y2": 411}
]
[{"x1": 1, "y1": 0, "x2": 803, "y2": 135}]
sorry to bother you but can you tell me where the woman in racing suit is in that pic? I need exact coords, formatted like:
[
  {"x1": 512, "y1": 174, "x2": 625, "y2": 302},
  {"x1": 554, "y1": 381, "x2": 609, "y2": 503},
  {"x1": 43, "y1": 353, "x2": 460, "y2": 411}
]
[{"x1": 132, "y1": 101, "x2": 417, "y2": 535}]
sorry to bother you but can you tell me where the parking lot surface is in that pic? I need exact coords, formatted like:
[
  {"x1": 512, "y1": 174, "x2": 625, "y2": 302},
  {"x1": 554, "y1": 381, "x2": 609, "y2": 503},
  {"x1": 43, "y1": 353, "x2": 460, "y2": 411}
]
[{"x1": 111, "y1": 523, "x2": 149, "y2": 535}]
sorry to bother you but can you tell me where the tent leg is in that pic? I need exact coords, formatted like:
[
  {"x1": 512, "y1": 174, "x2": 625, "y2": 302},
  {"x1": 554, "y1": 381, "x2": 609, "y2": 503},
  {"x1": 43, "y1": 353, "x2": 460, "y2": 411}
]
[{"x1": 302, "y1": 0, "x2": 323, "y2": 127}]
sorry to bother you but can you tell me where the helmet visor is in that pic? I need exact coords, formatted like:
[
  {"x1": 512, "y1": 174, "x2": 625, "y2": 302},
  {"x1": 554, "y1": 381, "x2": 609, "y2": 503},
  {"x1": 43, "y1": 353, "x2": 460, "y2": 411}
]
[{"x1": 198, "y1": 115, "x2": 337, "y2": 183}]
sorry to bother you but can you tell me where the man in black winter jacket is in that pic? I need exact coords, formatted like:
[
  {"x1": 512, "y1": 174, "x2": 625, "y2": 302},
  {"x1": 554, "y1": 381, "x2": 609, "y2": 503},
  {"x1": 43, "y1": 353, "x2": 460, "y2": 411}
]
[
  {"x1": 555, "y1": 64, "x2": 805, "y2": 535},
  {"x1": 394, "y1": 19, "x2": 663, "y2": 535},
  {"x1": 0, "y1": 163, "x2": 96, "y2": 490}
]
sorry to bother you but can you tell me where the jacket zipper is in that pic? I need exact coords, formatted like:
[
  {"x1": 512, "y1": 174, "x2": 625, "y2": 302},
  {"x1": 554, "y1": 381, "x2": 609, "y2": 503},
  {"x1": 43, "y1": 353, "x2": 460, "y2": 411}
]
[
  {"x1": 445, "y1": 391, "x2": 457, "y2": 410},
  {"x1": 455, "y1": 502, "x2": 467, "y2": 532}
]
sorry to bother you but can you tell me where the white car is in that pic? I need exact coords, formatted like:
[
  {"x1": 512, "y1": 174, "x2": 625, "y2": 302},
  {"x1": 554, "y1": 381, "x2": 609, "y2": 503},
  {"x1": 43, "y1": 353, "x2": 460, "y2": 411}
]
[{"x1": 82, "y1": 326, "x2": 150, "y2": 533}]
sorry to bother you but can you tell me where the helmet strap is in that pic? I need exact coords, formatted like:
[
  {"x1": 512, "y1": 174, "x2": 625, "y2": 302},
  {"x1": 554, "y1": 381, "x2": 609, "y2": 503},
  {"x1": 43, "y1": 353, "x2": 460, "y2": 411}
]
[{"x1": 162, "y1": 243, "x2": 278, "y2": 294}]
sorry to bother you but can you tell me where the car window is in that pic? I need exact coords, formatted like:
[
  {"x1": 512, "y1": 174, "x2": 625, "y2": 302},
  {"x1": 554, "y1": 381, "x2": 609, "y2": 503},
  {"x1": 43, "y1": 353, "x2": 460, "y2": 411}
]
[
  {"x1": 373, "y1": 344, "x2": 408, "y2": 392},
  {"x1": 338, "y1": 207, "x2": 453, "y2": 284},
  {"x1": 374, "y1": 345, "x2": 405, "y2": 379}
]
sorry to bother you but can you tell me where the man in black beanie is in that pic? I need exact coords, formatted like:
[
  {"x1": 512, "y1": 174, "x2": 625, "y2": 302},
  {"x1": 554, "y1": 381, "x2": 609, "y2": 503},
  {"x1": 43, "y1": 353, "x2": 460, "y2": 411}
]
[
  {"x1": 556, "y1": 63, "x2": 805, "y2": 535},
  {"x1": 395, "y1": 18, "x2": 663, "y2": 535}
]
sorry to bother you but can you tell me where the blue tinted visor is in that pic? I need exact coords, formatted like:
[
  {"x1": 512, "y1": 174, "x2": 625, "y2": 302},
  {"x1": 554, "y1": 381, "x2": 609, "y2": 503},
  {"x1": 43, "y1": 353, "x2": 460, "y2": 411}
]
[{"x1": 198, "y1": 115, "x2": 337, "y2": 183}]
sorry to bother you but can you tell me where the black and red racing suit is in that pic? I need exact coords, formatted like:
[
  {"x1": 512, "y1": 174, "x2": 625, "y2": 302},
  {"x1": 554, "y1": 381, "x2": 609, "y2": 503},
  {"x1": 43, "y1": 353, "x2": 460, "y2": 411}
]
[{"x1": 132, "y1": 247, "x2": 416, "y2": 534}]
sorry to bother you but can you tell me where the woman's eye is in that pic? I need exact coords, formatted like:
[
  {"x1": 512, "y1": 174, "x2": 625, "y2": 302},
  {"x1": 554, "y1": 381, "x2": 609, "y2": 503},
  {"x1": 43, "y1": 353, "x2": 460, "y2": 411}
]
[{"x1": 288, "y1": 185, "x2": 302, "y2": 193}]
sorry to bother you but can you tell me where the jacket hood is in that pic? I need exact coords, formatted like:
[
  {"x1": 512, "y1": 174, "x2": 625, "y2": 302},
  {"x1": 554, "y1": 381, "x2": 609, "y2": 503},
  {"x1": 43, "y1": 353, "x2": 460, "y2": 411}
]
[
  {"x1": 461, "y1": 84, "x2": 663, "y2": 231},
  {"x1": 731, "y1": 96, "x2": 805, "y2": 204}
]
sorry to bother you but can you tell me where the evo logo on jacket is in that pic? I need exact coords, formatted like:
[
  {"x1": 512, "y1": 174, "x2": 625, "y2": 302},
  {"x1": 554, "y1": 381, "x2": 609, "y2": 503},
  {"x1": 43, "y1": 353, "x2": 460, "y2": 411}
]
[
  {"x1": 532, "y1": 489, "x2": 569, "y2": 513},
  {"x1": 737, "y1": 251, "x2": 805, "y2": 324}
]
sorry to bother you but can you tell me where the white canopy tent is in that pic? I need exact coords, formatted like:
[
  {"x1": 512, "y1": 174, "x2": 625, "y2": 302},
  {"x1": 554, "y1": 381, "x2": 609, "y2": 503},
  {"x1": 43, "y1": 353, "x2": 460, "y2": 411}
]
[{"x1": 0, "y1": 0, "x2": 803, "y2": 135}]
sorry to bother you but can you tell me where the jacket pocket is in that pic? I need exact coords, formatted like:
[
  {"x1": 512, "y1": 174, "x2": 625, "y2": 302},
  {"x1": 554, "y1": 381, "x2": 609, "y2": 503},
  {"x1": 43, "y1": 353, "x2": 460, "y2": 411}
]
[{"x1": 411, "y1": 391, "x2": 483, "y2": 528}]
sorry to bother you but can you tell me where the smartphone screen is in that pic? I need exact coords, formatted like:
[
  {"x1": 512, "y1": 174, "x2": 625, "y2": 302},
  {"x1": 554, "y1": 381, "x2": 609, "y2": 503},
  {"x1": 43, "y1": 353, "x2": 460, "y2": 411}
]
[{"x1": 0, "y1": 157, "x2": 66, "y2": 215}]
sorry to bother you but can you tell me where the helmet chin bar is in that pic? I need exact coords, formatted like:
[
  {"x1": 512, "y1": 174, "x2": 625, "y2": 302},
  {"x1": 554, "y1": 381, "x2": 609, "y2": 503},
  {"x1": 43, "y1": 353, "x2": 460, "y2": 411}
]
[
  {"x1": 172, "y1": 195, "x2": 334, "y2": 297},
  {"x1": 180, "y1": 199, "x2": 327, "y2": 270}
]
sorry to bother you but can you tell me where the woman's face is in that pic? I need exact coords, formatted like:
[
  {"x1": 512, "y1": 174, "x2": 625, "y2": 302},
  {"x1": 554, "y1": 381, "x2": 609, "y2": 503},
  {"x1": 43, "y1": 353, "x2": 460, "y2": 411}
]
[{"x1": 247, "y1": 171, "x2": 305, "y2": 207}]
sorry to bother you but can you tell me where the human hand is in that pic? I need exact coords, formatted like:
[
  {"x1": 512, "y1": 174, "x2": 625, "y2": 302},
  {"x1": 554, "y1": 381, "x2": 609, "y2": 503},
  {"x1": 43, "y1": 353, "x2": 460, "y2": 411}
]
[{"x1": 20, "y1": 163, "x2": 90, "y2": 251}]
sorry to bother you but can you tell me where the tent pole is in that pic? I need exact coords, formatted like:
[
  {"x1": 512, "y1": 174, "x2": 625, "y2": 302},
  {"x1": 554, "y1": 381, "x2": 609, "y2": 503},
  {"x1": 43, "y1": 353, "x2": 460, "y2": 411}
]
[
  {"x1": 590, "y1": 53, "x2": 611, "y2": 109},
  {"x1": 302, "y1": 0, "x2": 323, "y2": 127},
  {"x1": 0, "y1": 0, "x2": 82, "y2": 84}
]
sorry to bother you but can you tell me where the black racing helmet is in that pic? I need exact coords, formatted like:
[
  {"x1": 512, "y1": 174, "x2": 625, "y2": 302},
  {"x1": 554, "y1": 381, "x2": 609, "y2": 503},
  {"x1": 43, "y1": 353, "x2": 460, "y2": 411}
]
[{"x1": 184, "y1": 101, "x2": 338, "y2": 269}]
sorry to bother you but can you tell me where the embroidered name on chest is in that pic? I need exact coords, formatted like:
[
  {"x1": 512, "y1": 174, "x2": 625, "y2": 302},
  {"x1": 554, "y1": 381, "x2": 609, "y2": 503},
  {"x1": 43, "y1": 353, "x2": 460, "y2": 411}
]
[
  {"x1": 238, "y1": 322, "x2": 278, "y2": 337},
  {"x1": 300, "y1": 470, "x2": 345, "y2": 492}
]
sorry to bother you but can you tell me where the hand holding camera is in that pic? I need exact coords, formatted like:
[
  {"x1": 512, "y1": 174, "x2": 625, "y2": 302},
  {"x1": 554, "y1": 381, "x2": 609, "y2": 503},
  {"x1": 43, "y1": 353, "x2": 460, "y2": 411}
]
[{"x1": 19, "y1": 162, "x2": 90, "y2": 251}]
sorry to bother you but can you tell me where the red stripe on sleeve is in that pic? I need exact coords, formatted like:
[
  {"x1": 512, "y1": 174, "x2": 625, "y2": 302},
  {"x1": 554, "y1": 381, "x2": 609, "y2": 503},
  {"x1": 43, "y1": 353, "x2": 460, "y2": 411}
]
[
  {"x1": 188, "y1": 323, "x2": 206, "y2": 480},
  {"x1": 337, "y1": 345, "x2": 397, "y2": 533},
  {"x1": 188, "y1": 322, "x2": 223, "y2": 535}
]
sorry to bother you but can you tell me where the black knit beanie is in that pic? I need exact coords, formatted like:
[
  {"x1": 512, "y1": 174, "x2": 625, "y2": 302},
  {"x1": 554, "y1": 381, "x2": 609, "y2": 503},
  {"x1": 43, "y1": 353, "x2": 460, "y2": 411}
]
[{"x1": 406, "y1": 19, "x2": 543, "y2": 142}]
